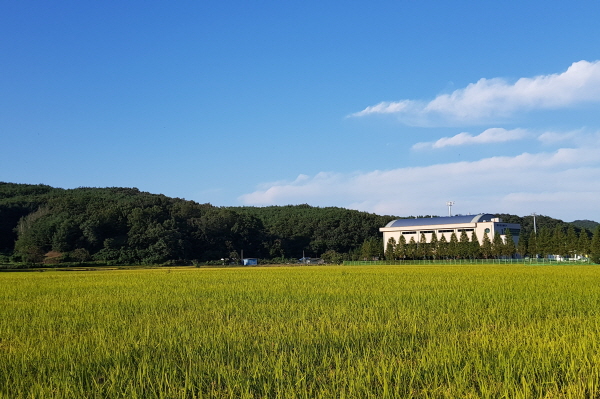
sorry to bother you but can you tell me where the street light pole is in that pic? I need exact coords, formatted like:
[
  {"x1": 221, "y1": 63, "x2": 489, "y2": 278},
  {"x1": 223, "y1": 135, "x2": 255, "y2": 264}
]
[{"x1": 446, "y1": 201, "x2": 455, "y2": 217}]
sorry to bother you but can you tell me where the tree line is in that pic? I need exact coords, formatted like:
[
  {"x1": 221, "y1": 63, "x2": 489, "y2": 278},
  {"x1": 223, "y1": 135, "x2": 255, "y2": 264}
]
[
  {"x1": 1, "y1": 182, "x2": 599, "y2": 265},
  {"x1": 380, "y1": 226, "x2": 600, "y2": 262}
]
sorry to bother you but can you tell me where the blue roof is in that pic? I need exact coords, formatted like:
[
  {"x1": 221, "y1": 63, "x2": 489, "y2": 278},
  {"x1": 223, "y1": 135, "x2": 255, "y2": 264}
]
[{"x1": 384, "y1": 214, "x2": 495, "y2": 228}]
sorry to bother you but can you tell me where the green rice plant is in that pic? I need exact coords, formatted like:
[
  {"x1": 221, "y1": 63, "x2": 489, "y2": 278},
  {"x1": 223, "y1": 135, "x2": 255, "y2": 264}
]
[{"x1": 1, "y1": 265, "x2": 600, "y2": 398}]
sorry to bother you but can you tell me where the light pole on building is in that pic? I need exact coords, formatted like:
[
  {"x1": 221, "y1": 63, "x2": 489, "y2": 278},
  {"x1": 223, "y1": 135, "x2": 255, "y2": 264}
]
[{"x1": 446, "y1": 201, "x2": 455, "y2": 217}]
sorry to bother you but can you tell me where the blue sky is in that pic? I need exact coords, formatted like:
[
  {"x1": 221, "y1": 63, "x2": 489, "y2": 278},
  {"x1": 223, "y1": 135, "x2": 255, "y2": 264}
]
[{"x1": 2, "y1": 1, "x2": 600, "y2": 222}]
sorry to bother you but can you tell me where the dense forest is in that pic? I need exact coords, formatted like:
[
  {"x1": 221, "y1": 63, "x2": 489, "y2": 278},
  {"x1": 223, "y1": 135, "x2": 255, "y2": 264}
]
[
  {"x1": 1, "y1": 182, "x2": 599, "y2": 266},
  {"x1": 0, "y1": 183, "x2": 394, "y2": 265}
]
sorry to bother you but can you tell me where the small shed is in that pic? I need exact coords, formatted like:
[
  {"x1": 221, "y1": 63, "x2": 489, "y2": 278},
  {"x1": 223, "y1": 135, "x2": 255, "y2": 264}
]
[{"x1": 243, "y1": 258, "x2": 258, "y2": 266}]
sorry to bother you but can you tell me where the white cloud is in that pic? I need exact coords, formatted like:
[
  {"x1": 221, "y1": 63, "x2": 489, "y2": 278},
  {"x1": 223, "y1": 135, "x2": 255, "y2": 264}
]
[
  {"x1": 351, "y1": 100, "x2": 415, "y2": 116},
  {"x1": 536, "y1": 129, "x2": 600, "y2": 147},
  {"x1": 351, "y1": 60, "x2": 600, "y2": 125},
  {"x1": 538, "y1": 131, "x2": 577, "y2": 144},
  {"x1": 239, "y1": 145, "x2": 600, "y2": 222},
  {"x1": 413, "y1": 128, "x2": 528, "y2": 150}
]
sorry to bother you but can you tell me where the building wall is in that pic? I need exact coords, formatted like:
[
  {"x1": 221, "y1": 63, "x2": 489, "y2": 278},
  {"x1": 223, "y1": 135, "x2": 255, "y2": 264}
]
[{"x1": 380, "y1": 217, "x2": 520, "y2": 248}]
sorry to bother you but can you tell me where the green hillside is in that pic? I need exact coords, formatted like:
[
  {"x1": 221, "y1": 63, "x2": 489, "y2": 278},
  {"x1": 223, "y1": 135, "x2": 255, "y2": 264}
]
[
  {"x1": 0, "y1": 183, "x2": 394, "y2": 265},
  {"x1": 1, "y1": 182, "x2": 598, "y2": 266}
]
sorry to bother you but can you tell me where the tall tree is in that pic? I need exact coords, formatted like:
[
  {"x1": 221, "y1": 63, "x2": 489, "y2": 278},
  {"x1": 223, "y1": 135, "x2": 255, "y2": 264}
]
[
  {"x1": 406, "y1": 237, "x2": 417, "y2": 260},
  {"x1": 537, "y1": 227, "x2": 552, "y2": 259},
  {"x1": 459, "y1": 230, "x2": 470, "y2": 259},
  {"x1": 565, "y1": 225, "x2": 578, "y2": 259},
  {"x1": 418, "y1": 233, "x2": 429, "y2": 259},
  {"x1": 430, "y1": 232, "x2": 438, "y2": 260},
  {"x1": 438, "y1": 235, "x2": 448, "y2": 259},
  {"x1": 481, "y1": 232, "x2": 492, "y2": 259},
  {"x1": 449, "y1": 232, "x2": 459, "y2": 259},
  {"x1": 395, "y1": 234, "x2": 406, "y2": 260},
  {"x1": 517, "y1": 232, "x2": 528, "y2": 258},
  {"x1": 470, "y1": 231, "x2": 481, "y2": 259},
  {"x1": 492, "y1": 232, "x2": 504, "y2": 258},
  {"x1": 361, "y1": 237, "x2": 382, "y2": 261},
  {"x1": 577, "y1": 229, "x2": 591, "y2": 258},
  {"x1": 528, "y1": 230, "x2": 538, "y2": 258},
  {"x1": 503, "y1": 229, "x2": 516, "y2": 258},
  {"x1": 552, "y1": 224, "x2": 567, "y2": 258},
  {"x1": 385, "y1": 237, "x2": 396, "y2": 261},
  {"x1": 590, "y1": 226, "x2": 600, "y2": 264}
]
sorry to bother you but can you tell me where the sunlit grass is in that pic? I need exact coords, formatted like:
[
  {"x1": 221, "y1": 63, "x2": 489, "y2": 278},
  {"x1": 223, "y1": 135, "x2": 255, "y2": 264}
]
[{"x1": 2, "y1": 265, "x2": 600, "y2": 398}]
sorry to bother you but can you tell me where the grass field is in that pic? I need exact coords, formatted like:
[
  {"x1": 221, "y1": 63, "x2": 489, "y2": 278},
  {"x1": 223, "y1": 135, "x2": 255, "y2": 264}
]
[{"x1": 2, "y1": 265, "x2": 600, "y2": 398}]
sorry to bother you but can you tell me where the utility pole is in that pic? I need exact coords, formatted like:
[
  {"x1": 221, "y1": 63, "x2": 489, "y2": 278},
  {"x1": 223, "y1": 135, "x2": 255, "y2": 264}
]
[
  {"x1": 531, "y1": 213, "x2": 537, "y2": 234},
  {"x1": 446, "y1": 201, "x2": 455, "y2": 217}
]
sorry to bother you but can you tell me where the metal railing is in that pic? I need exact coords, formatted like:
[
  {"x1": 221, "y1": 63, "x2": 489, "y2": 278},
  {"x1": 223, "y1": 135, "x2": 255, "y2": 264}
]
[{"x1": 343, "y1": 258, "x2": 592, "y2": 266}]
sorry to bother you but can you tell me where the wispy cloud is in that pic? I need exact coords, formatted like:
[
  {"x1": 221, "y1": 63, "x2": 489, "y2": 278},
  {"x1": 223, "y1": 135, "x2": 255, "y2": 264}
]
[
  {"x1": 413, "y1": 128, "x2": 528, "y2": 150},
  {"x1": 537, "y1": 129, "x2": 587, "y2": 145},
  {"x1": 351, "y1": 60, "x2": 600, "y2": 125},
  {"x1": 239, "y1": 143, "x2": 600, "y2": 221}
]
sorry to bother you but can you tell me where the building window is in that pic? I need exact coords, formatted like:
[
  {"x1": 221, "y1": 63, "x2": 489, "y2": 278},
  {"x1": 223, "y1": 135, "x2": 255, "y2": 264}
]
[
  {"x1": 402, "y1": 231, "x2": 417, "y2": 235},
  {"x1": 484, "y1": 228, "x2": 490, "y2": 234}
]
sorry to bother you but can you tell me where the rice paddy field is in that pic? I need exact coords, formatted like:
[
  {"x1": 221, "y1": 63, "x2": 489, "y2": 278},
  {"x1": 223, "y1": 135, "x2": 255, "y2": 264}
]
[{"x1": 2, "y1": 265, "x2": 600, "y2": 398}]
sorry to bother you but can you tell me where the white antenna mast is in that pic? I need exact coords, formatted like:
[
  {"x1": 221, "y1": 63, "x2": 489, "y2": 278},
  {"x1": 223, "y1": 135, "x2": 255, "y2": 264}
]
[{"x1": 446, "y1": 201, "x2": 455, "y2": 217}]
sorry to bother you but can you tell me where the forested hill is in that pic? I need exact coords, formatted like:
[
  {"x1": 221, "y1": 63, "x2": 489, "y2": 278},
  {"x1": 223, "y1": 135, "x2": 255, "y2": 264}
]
[
  {"x1": 230, "y1": 205, "x2": 395, "y2": 257},
  {"x1": 1, "y1": 182, "x2": 596, "y2": 265},
  {"x1": 571, "y1": 219, "x2": 600, "y2": 231},
  {"x1": 0, "y1": 183, "x2": 395, "y2": 264}
]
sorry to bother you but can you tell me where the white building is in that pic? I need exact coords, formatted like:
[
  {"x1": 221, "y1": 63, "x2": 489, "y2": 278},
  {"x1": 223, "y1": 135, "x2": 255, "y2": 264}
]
[{"x1": 380, "y1": 214, "x2": 520, "y2": 247}]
